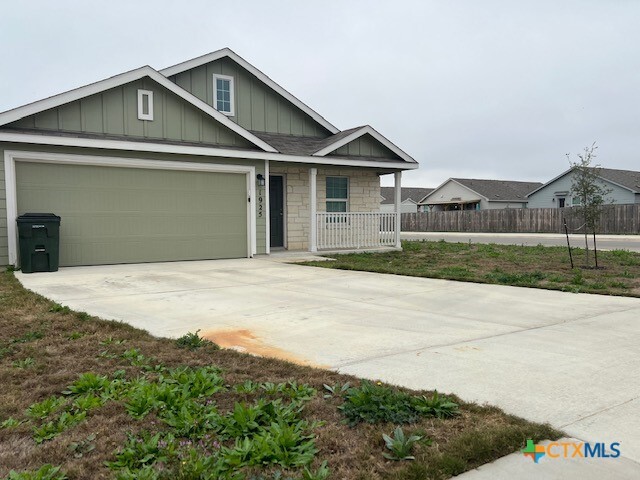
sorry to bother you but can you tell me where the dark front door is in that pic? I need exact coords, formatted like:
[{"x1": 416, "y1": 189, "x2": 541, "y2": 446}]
[{"x1": 269, "y1": 175, "x2": 284, "y2": 248}]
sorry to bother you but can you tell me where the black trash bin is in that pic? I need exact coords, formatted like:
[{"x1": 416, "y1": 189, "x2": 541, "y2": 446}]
[{"x1": 17, "y1": 213, "x2": 61, "y2": 273}]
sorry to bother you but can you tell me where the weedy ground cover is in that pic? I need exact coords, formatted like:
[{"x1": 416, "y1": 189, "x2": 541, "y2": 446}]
[{"x1": 0, "y1": 270, "x2": 560, "y2": 479}]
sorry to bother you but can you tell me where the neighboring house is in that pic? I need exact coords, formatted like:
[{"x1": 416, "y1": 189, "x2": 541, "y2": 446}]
[
  {"x1": 527, "y1": 167, "x2": 640, "y2": 208},
  {"x1": 380, "y1": 187, "x2": 433, "y2": 213},
  {"x1": 420, "y1": 178, "x2": 542, "y2": 211},
  {"x1": 0, "y1": 48, "x2": 417, "y2": 267}
]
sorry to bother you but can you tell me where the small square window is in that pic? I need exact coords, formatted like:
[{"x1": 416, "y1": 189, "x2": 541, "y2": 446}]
[
  {"x1": 137, "y1": 90, "x2": 154, "y2": 121},
  {"x1": 213, "y1": 74, "x2": 234, "y2": 116}
]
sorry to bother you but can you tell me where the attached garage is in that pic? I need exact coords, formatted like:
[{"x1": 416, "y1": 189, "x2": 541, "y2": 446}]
[{"x1": 6, "y1": 152, "x2": 255, "y2": 267}]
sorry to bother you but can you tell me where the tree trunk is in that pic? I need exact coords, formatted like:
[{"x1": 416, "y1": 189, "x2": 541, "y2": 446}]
[{"x1": 583, "y1": 212, "x2": 589, "y2": 267}]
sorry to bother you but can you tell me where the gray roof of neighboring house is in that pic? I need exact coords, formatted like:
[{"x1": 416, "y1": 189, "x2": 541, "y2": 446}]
[
  {"x1": 250, "y1": 127, "x2": 363, "y2": 156},
  {"x1": 527, "y1": 166, "x2": 640, "y2": 197},
  {"x1": 592, "y1": 167, "x2": 640, "y2": 193},
  {"x1": 426, "y1": 178, "x2": 543, "y2": 203},
  {"x1": 380, "y1": 187, "x2": 434, "y2": 204}
]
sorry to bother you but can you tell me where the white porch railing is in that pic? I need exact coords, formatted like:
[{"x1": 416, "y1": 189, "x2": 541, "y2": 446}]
[{"x1": 315, "y1": 212, "x2": 397, "y2": 250}]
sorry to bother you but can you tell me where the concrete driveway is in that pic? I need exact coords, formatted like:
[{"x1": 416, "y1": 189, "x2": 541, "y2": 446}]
[{"x1": 16, "y1": 257, "x2": 640, "y2": 476}]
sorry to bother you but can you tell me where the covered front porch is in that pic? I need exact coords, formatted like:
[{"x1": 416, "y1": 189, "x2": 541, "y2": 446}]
[{"x1": 264, "y1": 162, "x2": 406, "y2": 254}]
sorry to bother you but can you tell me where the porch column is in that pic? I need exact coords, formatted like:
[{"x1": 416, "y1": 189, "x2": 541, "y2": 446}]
[
  {"x1": 394, "y1": 171, "x2": 402, "y2": 248},
  {"x1": 309, "y1": 167, "x2": 317, "y2": 252}
]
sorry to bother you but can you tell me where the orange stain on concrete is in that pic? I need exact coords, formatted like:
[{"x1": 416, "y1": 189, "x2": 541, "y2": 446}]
[{"x1": 202, "y1": 328, "x2": 321, "y2": 367}]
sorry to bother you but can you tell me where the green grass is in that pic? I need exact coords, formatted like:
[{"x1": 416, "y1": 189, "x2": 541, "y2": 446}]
[
  {"x1": 0, "y1": 270, "x2": 562, "y2": 479},
  {"x1": 304, "y1": 240, "x2": 640, "y2": 297}
]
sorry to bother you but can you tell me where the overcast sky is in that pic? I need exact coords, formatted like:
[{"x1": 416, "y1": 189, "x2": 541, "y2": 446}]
[{"x1": 2, "y1": 1, "x2": 639, "y2": 187}]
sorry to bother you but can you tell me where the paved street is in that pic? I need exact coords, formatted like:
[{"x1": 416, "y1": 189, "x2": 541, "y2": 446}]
[{"x1": 401, "y1": 231, "x2": 640, "y2": 252}]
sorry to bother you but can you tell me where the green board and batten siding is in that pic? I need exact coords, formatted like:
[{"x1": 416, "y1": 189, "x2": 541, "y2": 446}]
[
  {"x1": 170, "y1": 57, "x2": 331, "y2": 138},
  {"x1": 7, "y1": 78, "x2": 253, "y2": 148},
  {"x1": 0, "y1": 163, "x2": 6, "y2": 265},
  {"x1": 0, "y1": 145, "x2": 268, "y2": 266},
  {"x1": 332, "y1": 134, "x2": 400, "y2": 159}
]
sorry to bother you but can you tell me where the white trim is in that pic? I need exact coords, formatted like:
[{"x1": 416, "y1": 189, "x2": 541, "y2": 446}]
[
  {"x1": 394, "y1": 171, "x2": 402, "y2": 249},
  {"x1": 137, "y1": 89, "x2": 154, "y2": 121},
  {"x1": 4, "y1": 150, "x2": 257, "y2": 266},
  {"x1": 312, "y1": 125, "x2": 417, "y2": 164},
  {"x1": 0, "y1": 66, "x2": 277, "y2": 153},
  {"x1": 0, "y1": 132, "x2": 419, "y2": 171},
  {"x1": 248, "y1": 169, "x2": 257, "y2": 257},
  {"x1": 160, "y1": 48, "x2": 339, "y2": 134},
  {"x1": 264, "y1": 160, "x2": 270, "y2": 255},
  {"x1": 309, "y1": 168, "x2": 317, "y2": 252},
  {"x1": 212, "y1": 74, "x2": 235, "y2": 117}
]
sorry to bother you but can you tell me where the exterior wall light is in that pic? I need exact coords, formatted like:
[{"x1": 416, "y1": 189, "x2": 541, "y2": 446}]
[{"x1": 256, "y1": 174, "x2": 265, "y2": 187}]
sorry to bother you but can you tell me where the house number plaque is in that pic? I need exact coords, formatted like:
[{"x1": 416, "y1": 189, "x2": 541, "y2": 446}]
[{"x1": 257, "y1": 188, "x2": 264, "y2": 218}]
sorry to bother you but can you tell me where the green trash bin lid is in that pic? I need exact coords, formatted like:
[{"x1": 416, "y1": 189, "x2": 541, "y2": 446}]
[{"x1": 16, "y1": 213, "x2": 61, "y2": 224}]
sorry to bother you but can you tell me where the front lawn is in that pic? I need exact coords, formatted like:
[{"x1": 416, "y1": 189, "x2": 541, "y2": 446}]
[
  {"x1": 305, "y1": 241, "x2": 640, "y2": 297},
  {"x1": 0, "y1": 270, "x2": 561, "y2": 479}
]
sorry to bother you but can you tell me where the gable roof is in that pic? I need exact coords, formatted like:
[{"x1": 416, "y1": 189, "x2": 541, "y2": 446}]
[
  {"x1": 250, "y1": 127, "x2": 361, "y2": 156},
  {"x1": 0, "y1": 65, "x2": 277, "y2": 153},
  {"x1": 0, "y1": 49, "x2": 419, "y2": 171},
  {"x1": 380, "y1": 187, "x2": 434, "y2": 204},
  {"x1": 160, "y1": 48, "x2": 339, "y2": 135},
  {"x1": 312, "y1": 125, "x2": 416, "y2": 164},
  {"x1": 599, "y1": 167, "x2": 640, "y2": 193},
  {"x1": 528, "y1": 166, "x2": 640, "y2": 197},
  {"x1": 423, "y1": 178, "x2": 542, "y2": 203},
  {"x1": 250, "y1": 125, "x2": 416, "y2": 164}
]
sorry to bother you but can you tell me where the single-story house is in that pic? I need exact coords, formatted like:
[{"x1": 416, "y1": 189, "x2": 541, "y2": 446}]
[
  {"x1": 380, "y1": 187, "x2": 433, "y2": 213},
  {"x1": 420, "y1": 178, "x2": 542, "y2": 211},
  {"x1": 0, "y1": 48, "x2": 418, "y2": 267},
  {"x1": 527, "y1": 167, "x2": 640, "y2": 208}
]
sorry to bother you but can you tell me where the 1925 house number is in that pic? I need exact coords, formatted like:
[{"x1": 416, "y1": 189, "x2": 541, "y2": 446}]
[{"x1": 257, "y1": 188, "x2": 264, "y2": 218}]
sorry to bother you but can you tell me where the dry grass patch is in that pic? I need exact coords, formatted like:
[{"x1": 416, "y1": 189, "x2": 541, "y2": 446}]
[
  {"x1": 304, "y1": 240, "x2": 640, "y2": 297},
  {"x1": 0, "y1": 270, "x2": 561, "y2": 479}
]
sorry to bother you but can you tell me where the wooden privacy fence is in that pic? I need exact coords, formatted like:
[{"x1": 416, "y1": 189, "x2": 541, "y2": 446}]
[{"x1": 401, "y1": 204, "x2": 640, "y2": 235}]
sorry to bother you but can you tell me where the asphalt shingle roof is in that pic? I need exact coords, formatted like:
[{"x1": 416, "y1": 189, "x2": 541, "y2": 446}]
[
  {"x1": 597, "y1": 167, "x2": 640, "y2": 193},
  {"x1": 250, "y1": 127, "x2": 363, "y2": 156},
  {"x1": 380, "y1": 187, "x2": 434, "y2": 204},
  {"x1": 448, "y1": 178, "x2": 543, "y2": 202}
]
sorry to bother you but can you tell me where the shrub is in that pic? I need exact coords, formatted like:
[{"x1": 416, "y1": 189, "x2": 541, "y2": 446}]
[
  {"x1": 338, "y1": 382, "x2": 459, "y2": 425},
  {"x1": 6, "y1": 464, "x2": 67, "y2": 480},
  {"x1": 382, "y1": 426, "x2": 426, "y2": 461},
  {"x1": 339, "y1": 381, "x2": 417, "y2": 426},
  {"x1": 411, "y1": 391, "x2": 459, "y2": 418},
  {"x1": 175, "y1": 330, "x2": 219, "y2": 351}
]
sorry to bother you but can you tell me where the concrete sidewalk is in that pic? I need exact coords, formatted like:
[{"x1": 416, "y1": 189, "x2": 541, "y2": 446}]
[
  {"x1": 455, "y1": 438, "x2": 640, "y2": 479},
  {"x1": 15, "y1": 257, "x2": 640, "y2": 477}
]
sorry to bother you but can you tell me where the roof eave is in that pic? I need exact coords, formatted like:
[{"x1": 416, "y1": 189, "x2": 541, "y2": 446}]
[{"x1": 0, "y1": 131, "x2": 418, "y2": 171}]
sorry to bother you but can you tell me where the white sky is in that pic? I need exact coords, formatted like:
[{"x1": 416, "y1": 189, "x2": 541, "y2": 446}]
[{"x1": 2, "y1": 0, "x2": 639, "y2": 187}]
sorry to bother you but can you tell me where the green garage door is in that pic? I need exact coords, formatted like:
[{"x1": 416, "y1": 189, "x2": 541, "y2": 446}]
[{"x1": 15, "y1": 162, "x2": 248, "y2": 266}]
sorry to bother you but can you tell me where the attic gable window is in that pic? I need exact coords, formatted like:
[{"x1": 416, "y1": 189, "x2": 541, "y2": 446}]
[
  {"x1": 137, "y1": 90, "x2": 154, "y2": 121},
  {"x1": 213, "y1": 74, "x2": 235, "y2": 116}
]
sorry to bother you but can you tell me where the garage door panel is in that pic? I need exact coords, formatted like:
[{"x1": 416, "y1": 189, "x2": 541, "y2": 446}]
[{"x1": 16, "y1": 162, "x2": 248, "y2": 266}]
